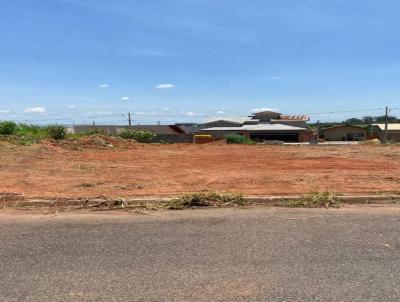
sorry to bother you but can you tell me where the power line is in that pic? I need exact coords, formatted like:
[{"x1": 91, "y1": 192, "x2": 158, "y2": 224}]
[
  {"x1": 86, "y1": 114, "x2": 124, "y2": 119},
  {"x1": 307, "y1": 108, "x2": 384, "y2": 115},
  {"x1": 3, "y1": 107, "x2": 398, "y2": 125}
]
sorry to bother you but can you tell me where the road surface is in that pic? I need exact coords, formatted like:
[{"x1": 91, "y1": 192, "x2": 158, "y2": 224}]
[{"x1": 1, "y1": 206, "x2": 400, "y2": 301}]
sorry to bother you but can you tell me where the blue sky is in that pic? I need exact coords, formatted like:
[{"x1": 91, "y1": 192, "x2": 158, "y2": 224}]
[{"x1": 1, "y1": 0, "x2": 400, "y2": 124}]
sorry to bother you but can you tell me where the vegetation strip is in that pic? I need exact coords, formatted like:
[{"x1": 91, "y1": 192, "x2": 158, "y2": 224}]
[{"x1": 1, "y1": 192, "x2": 400, "y2": 212}]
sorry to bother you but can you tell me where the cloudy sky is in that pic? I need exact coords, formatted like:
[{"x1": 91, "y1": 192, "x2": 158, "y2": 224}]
[{"x1": 1, "y1": 0, "x2": 400, "y2": 124}]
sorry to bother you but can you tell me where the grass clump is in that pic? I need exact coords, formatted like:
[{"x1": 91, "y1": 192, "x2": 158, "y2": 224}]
[
  {"x1": 46, "y1": 125, "x2": 67, "y2": 140},
  {"x1": 283, "y1": 191, "x2": 341, "y2": 208},
  {"x1": 119, "y1": 129, "x2": 156, "y2": 143},
  {"x1": 0, "y1": 122, "x2": 67, "y2": 144},
  {"x1": 0, "y1": 121, "x2": 18, "y2": 135},
  {"x1": 166, "y1": 192, "x2": 245, "y2": 209},
  {"x1": 225, "y1": 134, "x2": 254, "y2": 144},
  {"x1": 1, "y1": 123, "x2": 49, "y2": 145}
]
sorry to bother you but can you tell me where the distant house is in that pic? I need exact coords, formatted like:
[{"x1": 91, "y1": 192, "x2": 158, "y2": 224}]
[
  {"x1": 323, "y1": 125, "x2": 367, "y2": 141},
  {"x1": 251, "y1": 111, "x2": 309, "y2": 128},
  {"x1": 372, "y1": 124, "x2": 400, "y2": 142},
  {"x1": 201, "y1": 110, "x2": 313, "y2": 142},
  {"x1": 202, "y1": 123, "x2": 312, "y2": 142}
]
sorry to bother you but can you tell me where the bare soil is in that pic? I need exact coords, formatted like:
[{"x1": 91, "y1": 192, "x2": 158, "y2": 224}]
[{"x1": 1, "y1": 141, "x2": 400, "y2": 198}]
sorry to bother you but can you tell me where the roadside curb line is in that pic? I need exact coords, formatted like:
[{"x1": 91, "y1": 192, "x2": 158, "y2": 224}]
[{"x1": 1, "y1": 194, "x2": 400, "y2": 209}]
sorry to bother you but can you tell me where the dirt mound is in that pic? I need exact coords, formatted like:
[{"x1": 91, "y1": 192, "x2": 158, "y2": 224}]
[
  {"x1": 362, "y1": 139, "x2": 381, "y2": 145},
  {"x1": 42, "y1": 135, "x2": 137, "y2": 151}
]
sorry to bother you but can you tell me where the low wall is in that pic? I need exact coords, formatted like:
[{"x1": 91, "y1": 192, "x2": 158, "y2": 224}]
[
  {"x1": 299, "y1": 131, "x2": 315, "y2": 142},
  {"x1": 379, "y1": 132, "x2": 400, "y2": 142},
  {"x1": 73, "y1": 125, "x2": 122, "y2": 135},
  {"x1": 151, "y1": 134, "x2": 194, "y2": 143}
]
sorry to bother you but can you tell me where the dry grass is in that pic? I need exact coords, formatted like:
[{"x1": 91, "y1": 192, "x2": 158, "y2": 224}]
[
  {"x1": 280, "y1": 191, "x2": 341, "y2": 208},
  {"x1": 166, "y1": 192, "x2": 246, "y2": 209}
]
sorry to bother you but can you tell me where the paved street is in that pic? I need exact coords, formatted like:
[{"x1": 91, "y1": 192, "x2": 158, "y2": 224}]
[{"x1": 1, "y1": 206, "x2": 400, "y2": 301}]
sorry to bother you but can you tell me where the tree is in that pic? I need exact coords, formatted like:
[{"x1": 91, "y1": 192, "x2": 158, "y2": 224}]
[
  {"x1": 375, "y1": 115, "x2": 398, "y2": 123},
  {"x1": 344, "y1": 118, "x2": 363, "y2": 124},
  {"x1": 362, "y1": 116, "x2": 374, "y2": 124}
]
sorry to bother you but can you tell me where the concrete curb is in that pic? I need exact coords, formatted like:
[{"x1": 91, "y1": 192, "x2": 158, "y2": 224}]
[{"x1": 1, "y1": 194, "x2": 400, "y2": 209}]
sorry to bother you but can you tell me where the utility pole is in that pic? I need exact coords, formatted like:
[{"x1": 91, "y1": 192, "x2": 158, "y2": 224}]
[
  {"x1": 315, "y1": 120, "x2": 320, "y2": 144},
  {"x1": 384, "y1": 106, "x2": 389, "y2": 144},
  {"x1": 128, "y1": 112, "x2": 132, "y2": 127}
]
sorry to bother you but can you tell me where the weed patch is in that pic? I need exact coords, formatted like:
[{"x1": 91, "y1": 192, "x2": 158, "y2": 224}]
[
  {"x1": 46, "y1": 125, "x2": 67, "y2": 140},
  {"x1": 119, "y1": 129, "x2": 155, "y2": 143},
  {"x1": 166, "y1": 192, "x2": 245, "y2": 209},
  {"x1": 280, "y1": 191, "x2": 341, "y2": 208}
]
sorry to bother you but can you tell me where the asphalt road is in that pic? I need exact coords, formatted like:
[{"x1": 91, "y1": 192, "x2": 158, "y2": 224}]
[{"x1": 1, "y1": 206, "x2": 400, "y2": 301}]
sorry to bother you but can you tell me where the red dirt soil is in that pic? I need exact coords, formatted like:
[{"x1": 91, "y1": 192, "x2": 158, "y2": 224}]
[{"x1": 1, "y1": 142, "x2": 400, "y2": 198}]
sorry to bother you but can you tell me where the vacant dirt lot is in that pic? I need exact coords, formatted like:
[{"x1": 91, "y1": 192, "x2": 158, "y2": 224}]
[{"x1": 1, "y1": 141, "x2": 400, "y2": 198}]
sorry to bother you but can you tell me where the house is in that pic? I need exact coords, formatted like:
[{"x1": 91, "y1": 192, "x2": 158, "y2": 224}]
[
  {"x1": 372, "y1": 124, "x2": 400, "y2": 142},
  {"x1": 250, "y1": 111, "x2": 309, "y2": 128},
  {"x1": 202, "y1": 123, "x2": 312, "y2": 142},
  {"x1": 201, "y1": 110, "x2": 313, "y2": 142},
  {"x1": 323, "y1": 125, "x2": 367, "y2": 141}
]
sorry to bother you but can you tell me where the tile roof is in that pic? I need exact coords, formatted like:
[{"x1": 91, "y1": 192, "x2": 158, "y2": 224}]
[
  {"x1": 323, "y1": 125, "x2": 367, "y2": 131},
  {"x1": 277, "y1": 115, "x2": 310, "y2": 121},
  {"x1": 202, "y1": 123, "x2": 306, "y2": 131},
  {"x1": 205, "y1": 117, "x2": 255, "y2": 124}
]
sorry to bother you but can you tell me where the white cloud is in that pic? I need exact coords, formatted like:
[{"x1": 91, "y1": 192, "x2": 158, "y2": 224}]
[
  {"x1": 121, "y1": 97, "x2": 130, "y2": 101},
  {"x1": 162, "y1": 107, "x2": 171, "y2": 111},
  {"x1": 217, "y1": 110, "x2": 225, "y2": 114},
  {"x1": 155, "y1": 83, "x2": 175, "y2": 89},
  {"x1": 0, "y1": 110, "x2": 10, "y2": 113},
  {"x1": 68, "y1": 105, "x2": 76, "y2": 109},
  {"x1": 264, "y1": 76, "x2": 281, "y2": 82},
  {"x1": 24, "y1": 107, "x2": 46, "y2": 113},
  {"x1": 98, "y1": 83, "x2": 109, "y2": 88},
  {"x1": 251, "y1": 107, "x2": 279, "y2": 113},
  {"x1": 179, "y1": 110, "x2": 199, "y2": 116}
]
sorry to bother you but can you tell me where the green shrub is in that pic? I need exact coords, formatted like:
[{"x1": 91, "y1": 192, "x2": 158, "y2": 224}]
[
  {"x1": 119, "y1": 129, "x2": 156, "y2": 143},
  {"x1": 225, "y1": 134, "x2": 254, "y2": 144},
  {"x1": 0, "y1": 121, "x2": 18, "y2": 135},
  {"x1": 46, "y1": 125, "x2": 67, "y2": 140}
]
